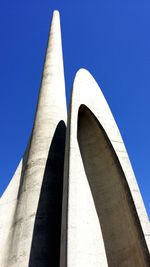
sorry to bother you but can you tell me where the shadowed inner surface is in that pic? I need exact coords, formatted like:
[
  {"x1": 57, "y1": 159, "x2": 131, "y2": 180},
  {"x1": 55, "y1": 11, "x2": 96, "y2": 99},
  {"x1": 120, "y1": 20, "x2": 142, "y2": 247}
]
[
  {"x1": 29, "y1": 121, "x2": 66, "y2": 267},
  {"x1": 77, "y1": 105, "x2": 149, "y2": 267}
]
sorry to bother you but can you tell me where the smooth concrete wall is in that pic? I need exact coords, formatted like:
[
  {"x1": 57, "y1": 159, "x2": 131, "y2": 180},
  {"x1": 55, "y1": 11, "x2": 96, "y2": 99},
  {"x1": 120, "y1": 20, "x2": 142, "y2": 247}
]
[
  {"x1": 0, "y1": 10, "x2": 67, "y2": 267},
  {"x1": 28, "y1": 121, "x2": 66, "y2": 267},
  {"x1": 0, "y1": 142, "x2": 30, "y2": 267},
  {"x1": 78, "y1": 105, "x2": 149, "y2": 266},
  {"x1": 60, "y1": 69, "x2": 150, "y2": 267},
  {"x1": 0, "y1": 160, "x2": 23, "y2": 266},
  {"x1": 0, "y1": 12, "x2": 149, "y2": 267}
]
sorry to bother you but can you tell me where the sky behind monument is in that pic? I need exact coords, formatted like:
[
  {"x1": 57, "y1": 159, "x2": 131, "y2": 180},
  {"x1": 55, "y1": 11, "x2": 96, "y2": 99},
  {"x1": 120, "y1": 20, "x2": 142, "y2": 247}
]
[{"x1": 0, "y1": 0, "x2": 150, "y2": 216}]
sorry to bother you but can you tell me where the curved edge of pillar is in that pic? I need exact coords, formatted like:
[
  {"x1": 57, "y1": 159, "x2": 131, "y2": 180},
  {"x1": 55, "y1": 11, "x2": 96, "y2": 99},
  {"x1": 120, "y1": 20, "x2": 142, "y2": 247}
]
[{"x1": 60, "y1": 68, "x2": 150, "y2": 267}]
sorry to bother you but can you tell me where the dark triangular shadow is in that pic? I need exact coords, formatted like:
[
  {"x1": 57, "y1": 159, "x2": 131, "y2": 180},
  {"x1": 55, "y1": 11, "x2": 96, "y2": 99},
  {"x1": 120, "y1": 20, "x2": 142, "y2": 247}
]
[{"x1": 28, "y1": 121, "x2": 66, "y2": 267}]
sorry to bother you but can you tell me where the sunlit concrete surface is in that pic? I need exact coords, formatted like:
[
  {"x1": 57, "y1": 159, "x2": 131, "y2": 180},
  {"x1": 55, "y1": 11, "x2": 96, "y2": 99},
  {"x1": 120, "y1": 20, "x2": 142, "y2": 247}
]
[
  {"x1": 0, "y1": 10, "x2": 67, "y2": 267},
  {"x1": 60, "y1": 69, "x2": 150, "y2": 267},
  {"x1": 0, "y1": 10, "x2": 149, "y2": 267}
]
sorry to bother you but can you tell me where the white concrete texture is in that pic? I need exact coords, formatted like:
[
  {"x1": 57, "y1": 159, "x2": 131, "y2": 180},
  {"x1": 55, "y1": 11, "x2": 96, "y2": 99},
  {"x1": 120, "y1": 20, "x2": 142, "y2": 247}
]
[
  {"x1": 60, "y1": 69, "x2": 150, "y2": 266},
  {"x1": 0, "y1": 10, "x2": 150, "y2": 267},
  {"x1": 0, "y1": 10, "x2": 67, "y2": 267}
]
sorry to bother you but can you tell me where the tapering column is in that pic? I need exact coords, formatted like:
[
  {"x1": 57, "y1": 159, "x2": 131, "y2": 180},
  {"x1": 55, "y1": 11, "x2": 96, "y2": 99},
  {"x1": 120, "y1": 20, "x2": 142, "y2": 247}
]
[{"x1": 0, "y1": 10, "x2": 67, "y2": 267}]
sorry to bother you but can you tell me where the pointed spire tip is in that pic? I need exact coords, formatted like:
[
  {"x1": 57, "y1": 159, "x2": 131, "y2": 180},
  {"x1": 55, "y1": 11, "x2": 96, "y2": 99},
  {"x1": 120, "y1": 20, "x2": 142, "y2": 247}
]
[{"x1": 53, "y1": 10, "x2": 60, "y2": 17}]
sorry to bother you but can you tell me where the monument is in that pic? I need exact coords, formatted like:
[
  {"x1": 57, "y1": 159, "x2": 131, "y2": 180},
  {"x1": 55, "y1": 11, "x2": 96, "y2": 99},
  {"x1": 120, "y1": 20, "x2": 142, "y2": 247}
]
[{"x1": 0, "y1": 10, "x2": 149, "y2": 267}]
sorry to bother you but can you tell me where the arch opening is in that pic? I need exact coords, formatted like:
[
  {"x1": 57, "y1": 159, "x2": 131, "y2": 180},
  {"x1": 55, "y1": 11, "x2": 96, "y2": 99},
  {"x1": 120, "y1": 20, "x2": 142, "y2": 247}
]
[{"x1": 77, "y1": 104, "x2": 149, "y2": 267}]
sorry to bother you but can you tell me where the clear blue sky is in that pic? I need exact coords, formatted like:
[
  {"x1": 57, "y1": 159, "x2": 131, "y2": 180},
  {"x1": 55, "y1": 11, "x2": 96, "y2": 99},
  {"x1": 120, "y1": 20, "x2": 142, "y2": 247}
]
[{"x1": 0, "y1": 0, "x2": 149, "y2": 217}]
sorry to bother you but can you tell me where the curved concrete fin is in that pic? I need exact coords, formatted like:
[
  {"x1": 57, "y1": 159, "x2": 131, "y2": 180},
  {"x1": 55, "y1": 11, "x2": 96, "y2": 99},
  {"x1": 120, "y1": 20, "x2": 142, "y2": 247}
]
[
  {"x1": 0, "y1": 10, "x2": 67, "y2": 267},
  {"x1": 60, "y1": 68, "x2": 150, "y2": 266}
]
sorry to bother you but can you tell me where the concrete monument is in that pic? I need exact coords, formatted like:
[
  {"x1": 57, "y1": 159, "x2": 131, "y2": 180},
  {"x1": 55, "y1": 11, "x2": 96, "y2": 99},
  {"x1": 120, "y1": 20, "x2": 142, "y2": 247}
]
[{"x1": 0, "y1": 10, "x2": 149, "y2": 267}]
